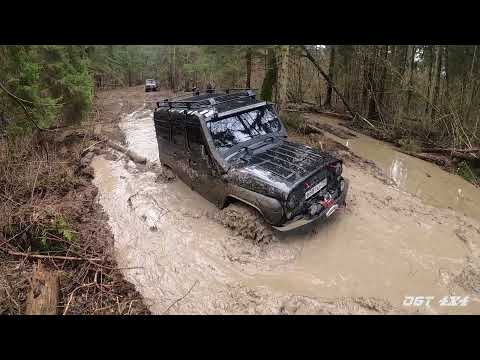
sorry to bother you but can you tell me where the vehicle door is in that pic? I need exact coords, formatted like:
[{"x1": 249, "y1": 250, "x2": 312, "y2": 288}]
[
  {"x1": 168, "y1": 109, "x2": 189, "y2": 183},
  {"x1": 153, "y1": 109, "x2": 172, "y2": 166},
  {"x1": 185, "y1": 114, "x2": 226, "y2": 206}
]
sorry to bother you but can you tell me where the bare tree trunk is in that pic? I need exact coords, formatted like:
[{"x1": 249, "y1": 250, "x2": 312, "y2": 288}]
[
  {"x1": 431, "y1": 45, "x2": 442, "y2": 121},
  {"x1": 364, "y1": 46, "x2": 379, "y2": 120},
  {"x1": 246, "y1": 47, "x2": 252, "y2": 88},
  {"x1": 361, "y1": 48, "x2": 370, "y2": 115},
  {"x1": 260, "y1": 48, "x2": 277, "y2": 101},
  {"x1": 425, "y1": 46, "x2": 433, "y2": 114},
  {"x1": 302, "y1": 45, "x2": 356, "y2": 118},
  {"x1": 378, "y1": 45, "x2": 389, "y2": 118},
  {"x1": 406, "y1": 45, "x2": 416, "y2": 115},
  {"x1": 466, "y1": 45, "x2": 478, "y2": 124},
  {"x1": 297, "y1": 53, "x2": 304, "y2": 103},
  {"x1": 170, "y1": 46, "x2": 176, "y2": 90},
  {"x1": 395, "y1": 46, "x2": 411, "y2": 125},
  {"x1": 324, "y1": 45, "x2": 336, "y2": 109},
  {"x1": 399, "y1": 45, "x2": 408, "y2": 77},
  {"x1": 379, "y1": 45, "x2": 389, "y2": 104},
  {"x1": 444, "y1": 46, "x2": 450, "y2": 101},
  {"x1": 276, "y1": 45, "x2": 290, "y2": 111}
]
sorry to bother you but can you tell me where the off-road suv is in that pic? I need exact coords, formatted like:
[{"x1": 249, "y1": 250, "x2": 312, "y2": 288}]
[
  {"x1": 145, "y1": 79, "x2": 158, "y2": 92},
  {"x1": 153, "y1": 89, "x2": 348, "y2": 239}
]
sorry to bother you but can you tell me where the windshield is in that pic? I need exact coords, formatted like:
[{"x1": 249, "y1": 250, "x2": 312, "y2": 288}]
[
  {"x1": 207, "y1": 107, "x2": 282, "y2": 153},
  {"x1": 146, "y1": 79, "x2": 155, "y2": 84}
]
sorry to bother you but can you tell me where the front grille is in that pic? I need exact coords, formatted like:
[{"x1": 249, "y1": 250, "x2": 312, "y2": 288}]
[
  {"x1": 287, "y1": 168, "x2": 341, "y2": 219},
  {"x1": 287, "y1": 170, "x2": 327, "y2": 216}
]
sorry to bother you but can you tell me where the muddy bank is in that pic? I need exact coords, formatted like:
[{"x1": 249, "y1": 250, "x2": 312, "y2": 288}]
[
  {"x1": 91, "y1": 93, "x2": 480, "y2": 314},
  {"x1": 0, "y1": 88, "x2": 152, "y2": 315}
]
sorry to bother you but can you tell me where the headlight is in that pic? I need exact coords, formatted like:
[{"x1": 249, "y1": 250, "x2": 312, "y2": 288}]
[
  {"x1": 287, "y1": 191, "x2": 304, "y2": 210},
  {"x1": 287, "y1": 193, "x2": 298, "y2": 210},
  {"x1": 340, "y1": 179, "x2": 345, "y2": 192}
]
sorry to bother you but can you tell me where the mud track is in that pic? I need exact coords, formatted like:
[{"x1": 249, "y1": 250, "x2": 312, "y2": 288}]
[{"x1": 88, "y1": 86, "x2": 480, "y2": 314}]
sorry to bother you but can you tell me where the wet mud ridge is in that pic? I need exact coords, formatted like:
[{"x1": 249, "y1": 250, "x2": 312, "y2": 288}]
[{"x1": 87, "y1": 88, "x2": 480, "y2": 314}]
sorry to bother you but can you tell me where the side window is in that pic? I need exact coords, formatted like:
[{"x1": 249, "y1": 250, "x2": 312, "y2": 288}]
[{"x1": 187, "y1": 125, "x2": 204, "y2": 152}]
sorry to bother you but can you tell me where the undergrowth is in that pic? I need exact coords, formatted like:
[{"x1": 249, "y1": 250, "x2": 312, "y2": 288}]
[{"x1": 0, "y1": 130, "x2": 150, "y2": 315}]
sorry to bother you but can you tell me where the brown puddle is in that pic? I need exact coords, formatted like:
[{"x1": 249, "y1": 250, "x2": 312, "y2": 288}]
[
  {"x1": 307, "y1": 114, "x2": 480, "y2": 221},
  {"x1": 91, "y1": 104, "x2": 480, "y2": 314}
]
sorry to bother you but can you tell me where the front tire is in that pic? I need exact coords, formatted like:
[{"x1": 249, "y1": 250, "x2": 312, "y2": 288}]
[{"x1": 216, "y1": 202, "x2": 274, "y2": 244}]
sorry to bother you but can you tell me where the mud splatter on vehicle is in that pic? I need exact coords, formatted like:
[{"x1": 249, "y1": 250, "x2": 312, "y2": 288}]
[{"x1": 152, "y1": 90, "x2": 348, "y2": 232}]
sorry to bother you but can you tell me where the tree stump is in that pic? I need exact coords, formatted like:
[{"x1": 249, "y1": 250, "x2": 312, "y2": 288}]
[{"x1": 25, "y1": 261, "x2": 59, "y2": 315}]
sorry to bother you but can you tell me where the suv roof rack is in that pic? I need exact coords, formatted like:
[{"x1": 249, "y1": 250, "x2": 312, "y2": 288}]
[{"x1": 156, "y1": 89, "x2": 258, "y2": 110}]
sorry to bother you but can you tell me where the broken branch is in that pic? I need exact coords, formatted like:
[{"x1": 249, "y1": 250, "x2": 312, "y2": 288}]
[{"x1": 7, "y1": 251, "x2": 102, "y2": 262}]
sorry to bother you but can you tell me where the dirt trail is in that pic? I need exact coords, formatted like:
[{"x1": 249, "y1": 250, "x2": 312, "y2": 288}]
[{"x1": 90, "y1": 87, "x2": 480, "y2": 314}]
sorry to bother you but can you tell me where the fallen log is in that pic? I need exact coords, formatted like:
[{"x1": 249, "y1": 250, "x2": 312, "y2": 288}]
[
  {"x1": 284, "y1": 103, "x2": 354, "y2": 122},
  {"x1": 424, "y1": 147, "x2": 480, "y2": 154},
  {"x1": 319, "y1": 111, "x2": 353, "y2": 121},
  {"x1": 293, "y1": 122, "x2": 324, "y2": 135},
  {"x1": 26, "y1": 261, "x2": 59, "y2": 315},
  {"x1": 301, "y1": 46, "x2": 356, "y2": 118},
  {"x1": 310, "y1": 122, "x2": 357, "y2": 139},
  {"x1": 413, "y1": 148, "x2": 479, "y2": 161},
  {"x1": 90, "y1": 135, "x2": 148, "y2": 165},
  {"x1": 399, "y1": 151, "x2": 455, "y2": 167},
  {"x1": 305, "y1": 123, "x2": 323, "y2": 135},
  {"x1": 105, "y1": 140, "x2": 147, "y2": 164},
  {"x1": 8, "y1": 251, "x2": 102, "y2": 262}
]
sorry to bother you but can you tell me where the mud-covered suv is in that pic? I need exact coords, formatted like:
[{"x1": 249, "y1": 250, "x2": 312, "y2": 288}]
[{"x1": 153, "y1": 89, "x2": 348, "y2": 238}]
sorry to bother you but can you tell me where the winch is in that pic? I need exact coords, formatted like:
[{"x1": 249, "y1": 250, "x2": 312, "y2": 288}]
[{"x1": 309, "y1": 193, "x2": 334, "y2": 216}]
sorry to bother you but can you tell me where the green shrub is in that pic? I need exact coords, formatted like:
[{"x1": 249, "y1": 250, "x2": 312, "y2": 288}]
[
  {"x1": 0, "y1": 45, "x2": 94, "y2": 134},
  {"x1": 280, "y1": 111, "x2": 307, "y2": 132}
]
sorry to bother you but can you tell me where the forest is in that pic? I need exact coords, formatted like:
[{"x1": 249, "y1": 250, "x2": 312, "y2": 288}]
[
  {"x1": 2, "y1": 44, "x2": 480, "y2": 315},
  {"x1": 2, "y1": 45, "x2": 480, "y2": 181},
  {"x1": 2, "y1": 45, "x2": 479, "y2": 142}
]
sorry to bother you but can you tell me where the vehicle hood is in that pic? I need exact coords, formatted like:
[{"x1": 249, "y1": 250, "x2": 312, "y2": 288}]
[{"x1": 224, "y1": 139, "x2": 338, "y2": 200}]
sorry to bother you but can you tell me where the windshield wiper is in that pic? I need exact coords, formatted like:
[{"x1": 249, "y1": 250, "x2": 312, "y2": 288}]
[
  {"x1": 226, "y1": 136, "x2": 276, "y2": 161},
  {"x1": 247, "y1": 136, "x2": 276, "y2": 150}
]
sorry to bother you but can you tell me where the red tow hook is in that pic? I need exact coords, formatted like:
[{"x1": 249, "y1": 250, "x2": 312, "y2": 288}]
[{"x1": 320, "y1": 198, "x2": 335, "y2": 208}]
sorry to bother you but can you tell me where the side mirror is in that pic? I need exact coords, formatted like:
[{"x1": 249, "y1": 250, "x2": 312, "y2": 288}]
[{"x1": 266, "y1": 102, "x2": 278, "y2": 114}]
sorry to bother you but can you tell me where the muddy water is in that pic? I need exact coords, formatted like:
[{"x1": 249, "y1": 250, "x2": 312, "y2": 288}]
[
  {"x1": 308, "y1": 114, "x2": 480, "y2": 221},
  {"x1": 92, "y1": 104, "x2": 480, "y2": 314},
  {"x1": 119, "y1": 108, "x2": 160, "y2": 162}
]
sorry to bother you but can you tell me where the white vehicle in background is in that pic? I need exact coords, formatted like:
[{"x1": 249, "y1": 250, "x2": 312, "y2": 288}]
[{"x1": 145, "y1": 79, "x2": 158, "y2": 92}]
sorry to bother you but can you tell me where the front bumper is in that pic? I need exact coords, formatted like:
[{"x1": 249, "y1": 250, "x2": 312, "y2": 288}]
[{"x1": 273, "y1": 179, "x2": 349, "y2": 232}]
